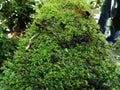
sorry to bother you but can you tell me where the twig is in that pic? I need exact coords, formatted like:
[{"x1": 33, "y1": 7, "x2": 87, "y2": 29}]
[
  {"x1": 74, "y1": 5, "x2": 91, "y2": 17},
  {"x1": 25, "y1": 33, "x2": 39, "y2": 50}
]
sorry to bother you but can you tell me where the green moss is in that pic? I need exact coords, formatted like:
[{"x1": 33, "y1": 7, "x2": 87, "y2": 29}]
[{"x1": 0, "y1": 0, "x2": 120, "y2": 90}]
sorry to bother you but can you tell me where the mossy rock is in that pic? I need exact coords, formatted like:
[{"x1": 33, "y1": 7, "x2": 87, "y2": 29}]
[{"x1": 1, "y1": 0, "x2": 120, "y2": 90}]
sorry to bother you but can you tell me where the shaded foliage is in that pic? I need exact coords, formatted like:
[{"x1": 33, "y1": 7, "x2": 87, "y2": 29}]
[
  {"x1": 0, "y1": 0, "x2": 44, "y2": 66},
  {"x1": 0, "y1": 0, "x2": 44, "y2": 32}
]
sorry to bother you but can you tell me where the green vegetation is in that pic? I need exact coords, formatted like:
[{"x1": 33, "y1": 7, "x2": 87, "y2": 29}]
[
  {"x1": 0, "y1": 0, "x2": 43, "y2": 65},
  {"x1": 0, "y1": 8, "x2": 17, "y2": 65},
  {"x1": 0, "y1": 0, "x2": 120, "y2": 90},
  {"x1": 0, "y1": 0, "x2": 43, "y2": 31}
]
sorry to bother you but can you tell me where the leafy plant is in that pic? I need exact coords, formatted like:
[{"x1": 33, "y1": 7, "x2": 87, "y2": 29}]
[
  {"x1": 0, "y1": 11, "x2": 17, "y2": 67},
  {"x1": 0, "y1": 0, "x2": 44, "y2": 66},
  {"x1": 0, "y1": 0, "x2": 44, "y2": 32}
]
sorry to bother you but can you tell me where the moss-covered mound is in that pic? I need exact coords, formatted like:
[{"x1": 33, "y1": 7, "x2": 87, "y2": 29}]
[{"x1": 0, "y1": 0, "x2": 120, "y2": 90}]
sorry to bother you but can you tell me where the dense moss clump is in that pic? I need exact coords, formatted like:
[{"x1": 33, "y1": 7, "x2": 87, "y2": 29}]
[{"x1": 0, "y1": 0, "x2": 120, "y2": 90}]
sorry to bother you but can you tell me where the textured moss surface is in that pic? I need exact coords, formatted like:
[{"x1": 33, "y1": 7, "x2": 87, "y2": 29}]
[{"x1": 0, "y1": 0, "x2": 120, "y2": 90}]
